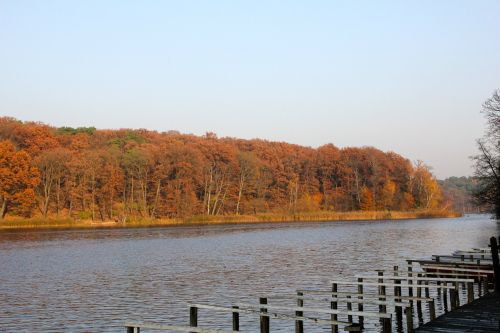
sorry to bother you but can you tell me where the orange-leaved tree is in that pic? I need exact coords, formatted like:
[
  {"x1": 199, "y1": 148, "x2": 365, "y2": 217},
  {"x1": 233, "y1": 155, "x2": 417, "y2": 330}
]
[{"x1": 0, "y1": 140, "x2": 40, "y2": 219}]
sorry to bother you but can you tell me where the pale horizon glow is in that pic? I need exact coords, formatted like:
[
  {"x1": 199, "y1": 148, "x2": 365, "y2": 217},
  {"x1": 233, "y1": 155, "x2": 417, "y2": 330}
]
[{"x1": 1, "y1": 1, "x2": 500, "y2": 179}]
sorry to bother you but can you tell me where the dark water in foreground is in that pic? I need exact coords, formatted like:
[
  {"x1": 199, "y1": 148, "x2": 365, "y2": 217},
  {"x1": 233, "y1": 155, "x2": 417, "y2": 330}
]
[{"x1": 0, "y1": 215, "x2": 498, "y2": 333}]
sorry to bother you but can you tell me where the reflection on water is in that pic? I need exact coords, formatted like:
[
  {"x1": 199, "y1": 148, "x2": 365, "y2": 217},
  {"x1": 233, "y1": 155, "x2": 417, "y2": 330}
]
[{"x1": 0, "y1": 215, "x2": 499, "y2": 332}]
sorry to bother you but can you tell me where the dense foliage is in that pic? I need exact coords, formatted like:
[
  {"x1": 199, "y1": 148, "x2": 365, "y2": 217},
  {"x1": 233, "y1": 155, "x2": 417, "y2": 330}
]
[
  {"x1": 439, "y1": 176, "x2": 483, "y2": 214},
  {"x1": 0, "y1": 117, "x2": 444, "y2": 221}
]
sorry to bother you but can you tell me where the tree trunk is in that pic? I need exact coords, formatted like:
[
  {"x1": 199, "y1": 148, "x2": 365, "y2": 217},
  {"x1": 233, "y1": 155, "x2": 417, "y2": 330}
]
[
  {"x1": 236, "y1": 174, "x2": 245, "y2": 215},
  {"x1": 0, "y1": 199, "x2": 7, "y2": 219},
  {"x1": 495, "y1": 185, "x2": 500, "y2": 219}
]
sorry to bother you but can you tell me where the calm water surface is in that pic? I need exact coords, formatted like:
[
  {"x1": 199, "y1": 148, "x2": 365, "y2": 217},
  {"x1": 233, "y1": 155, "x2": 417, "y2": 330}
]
[{"x1": 0, "y1": 215, "x2": 499, "y2": 332}]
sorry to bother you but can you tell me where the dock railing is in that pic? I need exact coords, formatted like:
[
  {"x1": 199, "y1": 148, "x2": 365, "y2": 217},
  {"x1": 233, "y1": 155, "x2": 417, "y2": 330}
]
[{"x1": 125, "y1": 235, "x2": 499, "y2": 333}]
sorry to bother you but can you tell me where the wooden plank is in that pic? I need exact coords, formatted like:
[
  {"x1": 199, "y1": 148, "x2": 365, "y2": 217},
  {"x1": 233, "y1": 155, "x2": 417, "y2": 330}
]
[
  {"x1": 265, "y1": 293, "x2": 410, "y2": 306},
  {"x1": 297, "y1": 289, "x2": 432, "y2": 301},
  {"x1": 297, "y1": 295, "x2": 409, "y2": 307},
  {"x1": 124, "y1": 322, "x2": 237, "y2": 333},
  {"x1": 414, "y1": 293, "x2": 500, "y2": 333},
  {"x1": 188, "y1": 304, "x2": 351, "y2": 326},
  {"x1": 418, "y1": 265, "x2": 493, "y2": 273},
  {"x1": 235, "y1": 302, "x2": 392, "y2": 319},
  {"x1": 410, "y1": 259, "x2": 492, "y2": 267},
  {"x1": 432, "y1": 254, "x2": 492, "y2": 262},
  {"x1": 330, "y1": 280, "x2": 456, "y2": 289},
  {"x1": 374, "y1": 269, "x2": 490, "y2": 277},
  {"x1": 355, "y1": 275, "x2": 475, "y2": 283}
]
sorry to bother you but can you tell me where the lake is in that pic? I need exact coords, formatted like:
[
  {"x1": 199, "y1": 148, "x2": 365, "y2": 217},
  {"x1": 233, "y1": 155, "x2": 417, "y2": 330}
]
[{"x1": 0, "y1": 215, "x2": 498, "y2": 332}]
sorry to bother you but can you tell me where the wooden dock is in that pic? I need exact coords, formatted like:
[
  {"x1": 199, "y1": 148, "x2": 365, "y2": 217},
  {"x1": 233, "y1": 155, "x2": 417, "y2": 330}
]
[
  {"x1": 415, "y1": 292, "x2": 500, "y2": 333},
  {"x1": 124, "y1": 236, "x2": 500, "y2": 333}
]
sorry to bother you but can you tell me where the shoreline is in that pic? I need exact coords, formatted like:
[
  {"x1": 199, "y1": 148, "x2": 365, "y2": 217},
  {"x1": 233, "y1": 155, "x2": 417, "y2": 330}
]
[{"x1": 0, "y1": 210, "x2": 461, "y2": 231}]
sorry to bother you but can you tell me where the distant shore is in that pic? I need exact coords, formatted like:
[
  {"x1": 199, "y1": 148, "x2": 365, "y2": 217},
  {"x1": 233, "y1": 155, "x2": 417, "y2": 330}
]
[{"x1": 0, "y1": 209, "x2": 461, "y2": 231}]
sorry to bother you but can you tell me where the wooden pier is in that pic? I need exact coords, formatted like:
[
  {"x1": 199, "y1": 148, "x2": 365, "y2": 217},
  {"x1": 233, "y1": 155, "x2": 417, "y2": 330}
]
[
  {"x1": 415, "y1": 292, "x2": 500, "y2": 333},
  {"x1": 124, "y1": 236, "x2": 500, "y2": 333}
]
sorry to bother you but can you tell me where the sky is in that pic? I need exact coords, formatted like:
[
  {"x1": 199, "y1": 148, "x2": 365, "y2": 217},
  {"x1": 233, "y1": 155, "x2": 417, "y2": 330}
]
[{"x1": 1, "y1": 1, "x2": 499, "y2": 179}]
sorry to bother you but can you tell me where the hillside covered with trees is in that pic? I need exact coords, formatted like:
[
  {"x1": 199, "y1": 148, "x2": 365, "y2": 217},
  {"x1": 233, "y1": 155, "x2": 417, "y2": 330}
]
[
  {"x1": 0, "y1": 117, "x2": 449, "y2": 223},
  {"x1": 438, "y1": 176, "x2": 484, "y2": 214}
]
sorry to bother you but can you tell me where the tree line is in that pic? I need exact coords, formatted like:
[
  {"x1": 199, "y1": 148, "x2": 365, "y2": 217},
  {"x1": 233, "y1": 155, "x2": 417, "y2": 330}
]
[{"x1": 0, "y1": 117, "x2": 445, "y2": 221}]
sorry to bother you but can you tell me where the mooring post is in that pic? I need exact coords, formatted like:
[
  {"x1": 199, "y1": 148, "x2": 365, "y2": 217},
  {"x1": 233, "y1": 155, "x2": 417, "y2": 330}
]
[
  {"x1": 443, "y1": 282, "x2": 449, "y2": 313},
  {"x1": 378, "y1": 271, "x2": 389, "y2": 332},
  {"x1": 295, "y1": 291, "x2": 304, "y2": 333},
  {"x1": 382, "y1": 317, "x2": 392, "y2": 333},
  {"x1": 331, "y1": 283, "x2": 338, "y2": 333},
  {"x1": 347, "y1": 295, "x2": 353, "y2": 323},
  {"x1": 259, "y1": 297, "x2": 269, "y2": 333},
  {"x1": 405, "y1": 306, "x2": 414, "y2": 333},
  {"x1": 428, "y1": 298, "x2": 436, "y2": 320},
  {"x1": 416, "y1": 274, "x2": 422, "y2": 324},
  {"x1": 407, "y1": 260, "x2": 414, "y2": 305},
  {"x1": 393, "y1": 266, "x2": 403, "y2": 330},
  {"x1": 467, "y1": 281, "x2": 474, "y2": 303},
  {"x1": 126, "y1": 326, "x2": 139, "y2": 333},
  {"x1": 490, "y1": 237, "x2": 500, "y2": 294},
  {"x1": 449, "y1": 284, "x2": 458, "y2": 311},
  {"x1": 232, "y1": 306, "x2": 240, "y2": 331},
  {"x1": 424, "y1": 280, "x2": 435, "y2": 320},
  {"x1": 378, "y1": 271, "x2": 386, "y2": 313},
  {"x1": 358, "y1": 277, "x2": 364, "y2": 328},
  {"x1": 189, "y1": 306, "x2": 198, "y2": 333}
]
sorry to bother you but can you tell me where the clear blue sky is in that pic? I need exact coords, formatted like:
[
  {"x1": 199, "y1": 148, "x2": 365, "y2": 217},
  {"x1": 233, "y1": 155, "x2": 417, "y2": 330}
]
[{"x1": 1, "y1": 1, "x2": 499, "y2": 178}]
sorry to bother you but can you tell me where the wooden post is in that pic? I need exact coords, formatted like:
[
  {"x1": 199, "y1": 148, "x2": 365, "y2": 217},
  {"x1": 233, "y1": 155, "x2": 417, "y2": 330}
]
[
  {"x1": 428, "y1": 299, "x2": 436, "y2": 320},
  {"x1": 233, "y1": 306, "x2": 240, "y2": 331},
  {"x1": 331, "y1": 283, "x2": 338, "y2": 333},
  {"x1": 382, "y1": 317, "x2": 392, "y2": 333},
  {"x1": 378, "y1": 271, "x2": 386, "y2": 314},
  {"x1": 260, "y1": 297, "x2": 269, "y2": 333},
  {"x1": 416, "y1": 274, "x2": 422, "y2": 325},
  {"x1": 295, "y1": 292, "x2": 303, "y2": 333},
  {"x1": 347, "y1": 295, "x2": 353, "y2": 323},
  {"x1": 393, "y1": 266, "x2": 403, "y2": 330},
  {"x1": 467, "y1": 282, "x2": 474, "y2": 303},
  {"x1": 449, "y1": 284, "x2": 457, "y2": 311},
  {"x1": 378, "y1": 271, "x2": 389, "y2": 332},
  {"x1": 407, "y1": 261, "x2": 414, "y2": 304},
  {"x1": 126, "y1": 326, "x2": 139, "y2": 333},
  {"x1": 424, "y1": 280, "x2": 435, "y2": 321},
  {"x1": 189, "y1": 306, "x2": 198, "y2": 333},
  {"x1": 490, "y1": 237, "x2": 500, "y2": 294},
  {"x1": 358, "y1": 277, "x2": 364, "y2": 328},
  {"x1": 443, "y1": 282, "x2": 449, "y2": 313},
  {"x1": 405, "y1": 307, "x2": 413, "y2": 333},
  {"x1": 450, "y1": 289, "x2": 458, "y2": 310}
]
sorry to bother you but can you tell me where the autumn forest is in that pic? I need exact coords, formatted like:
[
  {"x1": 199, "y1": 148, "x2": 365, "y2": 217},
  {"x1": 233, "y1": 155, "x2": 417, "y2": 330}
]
[{"x1": 0, "y1": 117, "x2": 449, "y2": 223}]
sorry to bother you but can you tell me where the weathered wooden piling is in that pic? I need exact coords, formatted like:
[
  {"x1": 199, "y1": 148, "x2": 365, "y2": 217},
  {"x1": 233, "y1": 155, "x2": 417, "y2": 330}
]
[
  {"x1": 393, "y1": 266, "x2": 403, "y2": 330},
  {"x1": 357, "y1": 277, "x2": 364, "y2": 328},
  {"x1": 190, "y1": 306, "x2": 198, "y2": 333},
  {"x1": 331, "y1": 282, "x2": 338, "y2": 333},
  {"x1": 259, "y1": 297, "x2": 269, "y2": 333},
  {"x1": 126, "y1": 326, "x2": 140, "y2": 333},
  {"x1": 232, "y1": 306, "x2": 239, "y2": 331},
  {"x1": 490, "y1": 237, "x2": 500, "y2": 293},
  {"x1": 295, "y1": 292, "x2": 303, "y2": 333},
  {"x1": 406, "y1": 306, "x2": 414, "y2": 333}
]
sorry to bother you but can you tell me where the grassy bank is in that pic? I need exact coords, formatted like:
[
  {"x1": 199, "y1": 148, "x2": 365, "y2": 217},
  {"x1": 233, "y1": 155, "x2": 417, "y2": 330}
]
[{"x1": 0, "y1": 209, "x2": 461, "y2": 231}]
